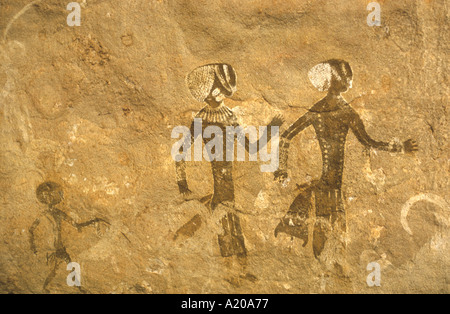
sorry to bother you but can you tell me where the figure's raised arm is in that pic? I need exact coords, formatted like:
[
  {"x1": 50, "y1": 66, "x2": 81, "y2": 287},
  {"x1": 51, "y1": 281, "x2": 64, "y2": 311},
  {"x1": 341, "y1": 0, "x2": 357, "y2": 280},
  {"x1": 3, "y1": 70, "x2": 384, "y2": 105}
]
[
  {"x1": 57, "y1": 209, "x2": 78, "y2": 229},
  {"x1": 75, "y1": 217, "x2": 110, "y2": 231},
  {"x1": 175, "y1": 120, "x2": 198, "y2": 197},
  {"x1": 349, "y1": 109, "x2": 418, "y2": 153},
  {"x1": 282, "y1": 111, "x2": 314, "y2": 141},
  {"x1": 275, "y1": 112, "x2": 313, "y2": 181},
  {"x1": 237, "y1": 114, "x2": 285, "y2": 154},
  {"x1": 57, "y1": 208, "x2": 109, "y2": 231},
  {"x1": 29, "y1": 217, "x2": 41, "y2": 254}
]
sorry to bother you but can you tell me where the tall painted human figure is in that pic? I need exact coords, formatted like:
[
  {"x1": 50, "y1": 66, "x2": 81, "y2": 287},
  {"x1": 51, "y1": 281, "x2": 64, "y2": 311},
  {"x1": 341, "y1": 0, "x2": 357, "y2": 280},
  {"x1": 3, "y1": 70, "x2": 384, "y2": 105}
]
[
  {"x1": 175, "y1": 63, "x2": 283, "y2": 272},
  {"x1": 274, "y1": 59, "x2": 418, "y2": 260}
]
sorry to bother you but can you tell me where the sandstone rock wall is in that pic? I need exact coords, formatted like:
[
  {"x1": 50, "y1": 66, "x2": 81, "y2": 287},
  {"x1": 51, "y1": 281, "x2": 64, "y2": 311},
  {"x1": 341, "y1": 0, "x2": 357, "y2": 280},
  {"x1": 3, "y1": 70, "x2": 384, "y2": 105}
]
[{"x1": 0, "y1": 0, "x2": 448, "y2": 293}]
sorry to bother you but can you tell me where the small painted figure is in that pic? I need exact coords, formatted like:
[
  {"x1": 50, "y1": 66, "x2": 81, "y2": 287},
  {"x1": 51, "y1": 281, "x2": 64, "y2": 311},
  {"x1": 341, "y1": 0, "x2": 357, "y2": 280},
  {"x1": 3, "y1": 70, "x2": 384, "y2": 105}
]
[
  {"x1": 175, "y1": 63, "x2": 283, "y2": 259},
  {"x1": 274, "y1": 59, "x2": 418, "y2": 258},
  {"x1": 29, "y1": 181, "x2": 109, "y2": 293}
]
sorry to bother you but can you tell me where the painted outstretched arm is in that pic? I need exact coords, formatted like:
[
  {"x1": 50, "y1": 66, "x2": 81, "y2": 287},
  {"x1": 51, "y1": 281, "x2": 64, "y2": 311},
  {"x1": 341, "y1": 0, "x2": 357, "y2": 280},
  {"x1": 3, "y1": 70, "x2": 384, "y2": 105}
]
[
  {"x1": 176, "y1": 159, "x2": 191, "y2": 196},
  {"x1": 58, "y1": 209, "x2": 110, "y2": 231},
  {"x1": 274, "y1": 112, "x2": 313, "y2": 182},
  {"x1": 237, "y1": 114, "x2": 285, "y2": 153},
  {"x1": 29, "y1": 217, "x2": 41, "y2": 254},
  {"x1": 75, "y1": 217, "x2": 110, "y2": 231},
  {"x1": 176, "y1": 120, "x2": 196, "y2": 196},
  {"x1": 350, "y1": 111, "x2": 418, "y2": 153}
]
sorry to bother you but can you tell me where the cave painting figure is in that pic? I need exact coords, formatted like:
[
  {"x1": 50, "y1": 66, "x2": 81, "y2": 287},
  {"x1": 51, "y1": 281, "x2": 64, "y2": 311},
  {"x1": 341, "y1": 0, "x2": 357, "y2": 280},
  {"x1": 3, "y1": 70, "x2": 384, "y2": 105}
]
[
  {"x1": 274, "y1": 59, "x2": 418, "y2": 259},
  {"x1": 29, "y1": 181, "x2": 109, "y2": 292},
  {"x1": 175, "y1": 63, "x2": 283, "y2": 261}
]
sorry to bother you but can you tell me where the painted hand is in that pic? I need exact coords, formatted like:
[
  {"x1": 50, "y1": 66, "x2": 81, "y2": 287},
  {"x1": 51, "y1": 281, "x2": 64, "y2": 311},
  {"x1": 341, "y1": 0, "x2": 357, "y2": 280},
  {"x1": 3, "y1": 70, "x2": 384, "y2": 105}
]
[
  {"x1": 30, "y1": 244, "x2": 37, "y2": 255},
  {"x1": 182, "y1": 189, "x2": 193, "y2": 199},
  {"x1": 178, "y1": 180, "x2": 194, "y2": 199},
  {"x1": 274, "y1": 169, "x2": 288, "y2": 182},
  {"x1": 269, "y1": 114, "x2": 285, "y2": 128},
  {"x1": 404, "y1": 139, "x2": 418, "y2": 153},
  {"x1": 95, "y1": 219, "x2": 110, "y2": 236}
]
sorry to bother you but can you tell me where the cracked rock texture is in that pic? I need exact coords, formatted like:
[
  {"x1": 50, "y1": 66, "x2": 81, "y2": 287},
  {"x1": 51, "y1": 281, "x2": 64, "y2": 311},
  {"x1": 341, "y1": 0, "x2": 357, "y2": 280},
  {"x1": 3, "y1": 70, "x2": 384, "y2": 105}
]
[{"x1": 0, "y1": 0, "x2": 448, "y2": 293}]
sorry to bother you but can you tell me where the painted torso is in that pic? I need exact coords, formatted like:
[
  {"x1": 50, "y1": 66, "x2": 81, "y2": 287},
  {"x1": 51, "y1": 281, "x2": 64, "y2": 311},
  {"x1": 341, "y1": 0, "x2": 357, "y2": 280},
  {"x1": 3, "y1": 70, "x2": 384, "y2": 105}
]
[
  {"x1": 310, "y1": 100, "x2": 353, "y2": 190},
  {"x1": 194, "y1": 104, "x2": 239, "y2": 210}
]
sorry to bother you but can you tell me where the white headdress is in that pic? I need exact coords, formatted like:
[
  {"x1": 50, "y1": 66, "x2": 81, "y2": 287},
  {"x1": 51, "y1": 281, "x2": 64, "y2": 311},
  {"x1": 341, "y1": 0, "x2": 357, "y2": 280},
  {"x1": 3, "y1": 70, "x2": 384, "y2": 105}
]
[
  {"x1": 187, "y1": 64, "x2": 237, "y2": 102},
  {"x1": 308, "y1": 62, "x2": 341, "y2": 92}
]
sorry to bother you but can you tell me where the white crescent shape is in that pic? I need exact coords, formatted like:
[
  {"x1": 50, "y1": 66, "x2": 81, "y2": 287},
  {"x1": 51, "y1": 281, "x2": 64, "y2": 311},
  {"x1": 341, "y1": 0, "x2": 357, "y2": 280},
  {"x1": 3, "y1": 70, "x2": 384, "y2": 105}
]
[
  {"x1": 401, "y1": 193, "x2": 449, "y2": 235},
  {"x1": 3, "y1": 0, "x2": 42, "y2": 43}
]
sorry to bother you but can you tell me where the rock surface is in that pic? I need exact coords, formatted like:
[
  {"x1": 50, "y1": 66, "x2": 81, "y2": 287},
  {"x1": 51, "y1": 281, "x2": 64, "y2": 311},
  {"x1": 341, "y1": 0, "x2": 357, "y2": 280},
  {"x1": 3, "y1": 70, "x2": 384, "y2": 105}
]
[{"x1": 0, "y1": 0, "x2": 448, "y2": 293}]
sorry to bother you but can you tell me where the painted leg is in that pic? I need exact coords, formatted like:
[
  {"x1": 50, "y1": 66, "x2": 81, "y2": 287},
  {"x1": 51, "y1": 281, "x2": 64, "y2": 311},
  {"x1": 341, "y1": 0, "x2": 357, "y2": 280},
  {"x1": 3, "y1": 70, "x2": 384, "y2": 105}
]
[
  {"x1": 43, "y1": 259, "x2": 61, "y2": 293},
  {"x1": 313, "y1": 216, "x2": 331, "y2": 259},
  {"x1": 218, "y1": 213, "x2": 247, "y2": 258}
]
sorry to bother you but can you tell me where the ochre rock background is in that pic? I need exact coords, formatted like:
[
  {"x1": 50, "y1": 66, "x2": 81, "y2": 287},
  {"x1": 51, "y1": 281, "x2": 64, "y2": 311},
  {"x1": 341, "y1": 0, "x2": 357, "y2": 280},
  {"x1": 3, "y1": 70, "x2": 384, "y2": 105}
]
[{"x1": 0, "y1": 0, "x2": 448, "y2": 293}]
